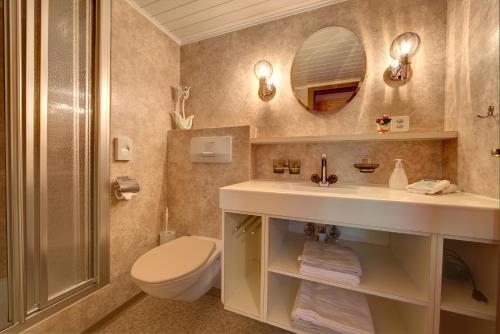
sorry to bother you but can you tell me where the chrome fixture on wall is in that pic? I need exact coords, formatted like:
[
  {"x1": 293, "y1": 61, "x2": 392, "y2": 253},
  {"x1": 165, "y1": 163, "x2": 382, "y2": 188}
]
[
  {"x1": 476, "y1": 106, "x2": 499, "y2": 157},
  {"x1": 477, "y1": 105, "x2": 496, "y2": 118},
  {"x1": 311, "y1": 154, "x2": 338, "y2": 187},
  {"x1": 114, "y1": 176, "x2": 140, "y2": 200},
  {"x1": 386, "y1": 32, "x2": 421, "y2": 83},
  {"x1": 254, "y1": 59, "x2": 275, "y2": 101}
]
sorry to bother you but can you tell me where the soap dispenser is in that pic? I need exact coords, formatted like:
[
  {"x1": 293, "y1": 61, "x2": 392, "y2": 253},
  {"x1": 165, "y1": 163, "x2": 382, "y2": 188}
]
[{"x1": 389, "y1": 159, "x2": 408, "y2": 190}]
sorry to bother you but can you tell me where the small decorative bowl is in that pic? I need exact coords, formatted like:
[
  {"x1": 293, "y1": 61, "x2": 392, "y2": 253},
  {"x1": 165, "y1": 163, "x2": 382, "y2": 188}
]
[{"x1": 354, "y1": 163, "x2": 380, "y2": 173}]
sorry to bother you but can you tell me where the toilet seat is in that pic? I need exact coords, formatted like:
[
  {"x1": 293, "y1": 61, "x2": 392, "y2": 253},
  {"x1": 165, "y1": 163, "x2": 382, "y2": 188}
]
[{"x1": 131, "y1": 236, "x2": 215, "y2": 284}]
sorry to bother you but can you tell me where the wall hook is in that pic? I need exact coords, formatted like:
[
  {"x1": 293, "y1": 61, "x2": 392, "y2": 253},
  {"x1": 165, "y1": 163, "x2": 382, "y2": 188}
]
[{"x1": 477, "y1": 106, "x2": 496, "y2": 118}]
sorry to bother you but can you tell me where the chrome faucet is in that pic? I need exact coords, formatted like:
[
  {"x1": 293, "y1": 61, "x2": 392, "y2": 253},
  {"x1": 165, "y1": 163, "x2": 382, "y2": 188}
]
[{"x1": 311, "y1": 154, "x2": 338, "y2": 187}]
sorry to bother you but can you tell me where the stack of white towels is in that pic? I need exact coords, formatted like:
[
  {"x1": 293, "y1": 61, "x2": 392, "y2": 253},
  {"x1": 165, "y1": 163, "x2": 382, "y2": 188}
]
[
  {"x1": 292, "y1": 280, "x2": 375, "y2": 334},
  {"x1": 299, "y1": 240, "x2": 362, "y2": 285}
]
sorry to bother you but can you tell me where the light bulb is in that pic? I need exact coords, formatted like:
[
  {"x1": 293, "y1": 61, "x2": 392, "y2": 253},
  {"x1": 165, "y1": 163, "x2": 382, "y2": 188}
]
[
  {"x1": 390, "y1": 32, "x2": 421, "y2": 60},
  {"x1": 258, "y1": 66, "x2": 269, "y2": 78},
  {"x1": 399, "y1": 41, "x2": 412, "y2": 56},
  {"x1": 254, "y1": 60, "x2": 273, "y2": 80}
]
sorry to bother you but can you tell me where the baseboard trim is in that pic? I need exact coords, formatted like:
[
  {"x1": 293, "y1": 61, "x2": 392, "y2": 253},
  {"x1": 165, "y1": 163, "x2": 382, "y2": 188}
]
[{"x1": 82, "y1": 292, "x2": 146, "y2": 333}]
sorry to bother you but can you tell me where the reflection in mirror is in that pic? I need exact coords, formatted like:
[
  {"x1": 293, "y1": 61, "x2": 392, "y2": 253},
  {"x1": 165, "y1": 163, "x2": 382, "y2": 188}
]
[{"x1": 291, "y1": 26, "x2": 366, "y2": 113}]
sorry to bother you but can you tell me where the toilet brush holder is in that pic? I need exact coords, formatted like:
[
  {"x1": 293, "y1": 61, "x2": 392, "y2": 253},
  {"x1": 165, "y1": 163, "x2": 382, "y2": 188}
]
[{"x1": 160, "y1": 231, "x2": 176, "y2": 245}]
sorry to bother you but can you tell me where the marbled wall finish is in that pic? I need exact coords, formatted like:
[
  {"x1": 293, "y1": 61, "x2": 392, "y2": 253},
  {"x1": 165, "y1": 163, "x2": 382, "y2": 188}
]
[
  {"x1": 167, "y1": 126, "x2": 251, "y2": 239},
  {"x1": 23, "y1": 1, "x2": 179, "y2": 332},
  {"x1": 253, "y1": 141, "x2": 449, "y2": 185},
  {"x1": 180, "y1": 0, "x2": 447, "y2": 137},
  {"x1": 445, "y1": 0, "x2": 499, "y2": 198}
]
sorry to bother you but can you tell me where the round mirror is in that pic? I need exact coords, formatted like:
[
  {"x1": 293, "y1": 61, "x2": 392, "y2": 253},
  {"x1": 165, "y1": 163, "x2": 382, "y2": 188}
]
[{"x1": 291, "y1": 26, "x2": 366, "y2": 113}]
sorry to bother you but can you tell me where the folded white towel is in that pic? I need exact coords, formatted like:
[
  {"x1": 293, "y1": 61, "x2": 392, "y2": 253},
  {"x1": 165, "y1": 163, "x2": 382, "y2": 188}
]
[
  {"x1": 299, "y1": 240, "x2": 362, "y2": 285},
  {"x1": 300, "y1": 240, "x2": 362, "y2": 275},
  {"x1": 293, "y1": 316, "x2": 342, "y2": 334},
  {"x1": 300, "y1": 262, "x2": 361, "y2": 285},
  {"x1": 292, "y1": 281, "x2": 375, "y2": 334},
  {"x1": 407, "y1": 179, "x2": 455, "y2": 195}
]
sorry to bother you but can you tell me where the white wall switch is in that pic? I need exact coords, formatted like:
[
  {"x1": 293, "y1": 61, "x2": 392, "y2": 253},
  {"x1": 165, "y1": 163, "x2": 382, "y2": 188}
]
[
  {"x1": 190, "y1": 136, "x2": 232, "y2": 163},
  {"x1": 391, "y1": 116, "x2": 410, "y2": 132},
  {"x1": 114, "y1": 137, "x2": 133, "y2": 161}
]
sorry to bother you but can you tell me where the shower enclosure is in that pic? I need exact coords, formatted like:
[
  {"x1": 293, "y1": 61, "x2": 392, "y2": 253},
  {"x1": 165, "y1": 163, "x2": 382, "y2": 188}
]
[
  {"x1": 0, "y1": 0, "x2": 7, "y2": 330},
  {"x1": 2, "y1": 0, "x2": 110, "y2": 330}
]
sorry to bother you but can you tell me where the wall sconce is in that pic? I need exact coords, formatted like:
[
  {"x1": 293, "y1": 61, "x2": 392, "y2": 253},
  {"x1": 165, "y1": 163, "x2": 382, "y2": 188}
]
[
  {"x1": 254, "y1": 59, "x2": 276, "y2": 100},
  {"x1": 386, "y1": 32, "x2": 421, "y2": 83}
]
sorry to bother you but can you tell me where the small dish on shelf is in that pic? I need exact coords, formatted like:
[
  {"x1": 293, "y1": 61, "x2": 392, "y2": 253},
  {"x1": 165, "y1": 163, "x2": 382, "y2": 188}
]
[{"x1": 354, "y1": 163, "x2": 380, "y2": 173}]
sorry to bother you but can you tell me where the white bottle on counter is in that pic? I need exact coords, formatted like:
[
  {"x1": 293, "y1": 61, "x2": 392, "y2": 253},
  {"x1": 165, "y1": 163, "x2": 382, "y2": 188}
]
[{"x1": 389, "y1": 159, "x2": 408, "y2": 190}]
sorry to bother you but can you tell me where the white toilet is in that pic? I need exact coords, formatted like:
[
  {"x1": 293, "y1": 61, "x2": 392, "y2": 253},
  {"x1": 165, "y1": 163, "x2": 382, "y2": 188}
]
[{"x1": 130, "y1": 236, "x2": 222, "y2": 301}]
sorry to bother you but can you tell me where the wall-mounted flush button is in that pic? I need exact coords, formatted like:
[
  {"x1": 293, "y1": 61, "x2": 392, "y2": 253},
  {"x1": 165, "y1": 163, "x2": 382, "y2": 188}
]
[
  {"x1": 114, "y1": 137, "x2": 133, "y2": 161},
  {"x1": 191, "y1": 136, "x2": 232, "y2": 163}
]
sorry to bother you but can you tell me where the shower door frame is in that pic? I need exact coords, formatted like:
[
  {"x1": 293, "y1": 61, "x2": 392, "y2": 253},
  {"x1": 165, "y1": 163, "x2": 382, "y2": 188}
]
[{"x1": 3, "y1": 0, "x2": 110, "y2": 330}]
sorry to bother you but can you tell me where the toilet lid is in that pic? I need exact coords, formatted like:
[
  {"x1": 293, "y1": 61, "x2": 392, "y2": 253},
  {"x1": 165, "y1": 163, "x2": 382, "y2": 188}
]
[{"x1": 131, "y1": 236, "x2": 215, "y2": 284}]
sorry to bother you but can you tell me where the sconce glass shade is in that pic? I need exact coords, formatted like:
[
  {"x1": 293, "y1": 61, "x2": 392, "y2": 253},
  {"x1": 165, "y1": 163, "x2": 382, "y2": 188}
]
[
  {"x1": 390, "y1": 32, "x2": 421, "y2": 59},
  {"x1": 254, "y1": 59, "x2": 273, "y2": 80}
]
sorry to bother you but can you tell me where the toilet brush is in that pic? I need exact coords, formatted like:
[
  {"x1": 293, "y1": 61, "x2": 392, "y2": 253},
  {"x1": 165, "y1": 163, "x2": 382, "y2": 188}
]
[{"x1": 160, "y1": 207, "x2": 176, "y2": 244}]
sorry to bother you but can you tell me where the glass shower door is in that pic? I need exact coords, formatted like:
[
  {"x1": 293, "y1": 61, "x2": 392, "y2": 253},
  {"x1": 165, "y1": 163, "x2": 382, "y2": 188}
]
[
  {"x1": 25, "y1": 0, "x2": 97, "y2": 312},
  {"x1": 1, "y1": 0, "x2": 108, "y2": 327},
  {"x1": 0, "y1": 0, "x2": 9, "y2": 330},
  {"x1": 42, "y1": 0, "x2": 94, "y2": 300}
]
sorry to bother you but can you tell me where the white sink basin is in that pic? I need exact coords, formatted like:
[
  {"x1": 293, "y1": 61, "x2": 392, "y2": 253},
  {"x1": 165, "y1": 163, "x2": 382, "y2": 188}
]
[{"x1": 271, "y1": 181, "x2": 385, "y2": 195}]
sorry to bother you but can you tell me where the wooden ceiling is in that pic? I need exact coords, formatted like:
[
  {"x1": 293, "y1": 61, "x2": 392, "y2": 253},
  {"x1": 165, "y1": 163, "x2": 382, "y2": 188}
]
[{"x1": 127, "y1": 0, "x2": 347, "y2": 45}]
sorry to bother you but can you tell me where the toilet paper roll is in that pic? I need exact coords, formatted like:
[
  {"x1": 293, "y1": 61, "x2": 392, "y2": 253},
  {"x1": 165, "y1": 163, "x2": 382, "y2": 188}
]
[
  {"x1": 160, "y1": 231, "x2": 176, "y2": 245},
  {"x1": 115, "y1": 190, "x2": 135, "y2": 200}
]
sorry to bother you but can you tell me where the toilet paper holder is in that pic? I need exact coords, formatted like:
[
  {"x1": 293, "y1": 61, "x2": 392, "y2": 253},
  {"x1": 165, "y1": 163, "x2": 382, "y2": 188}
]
[{"x1": 114, "y1": 176, "x2": 140, "y2": 200}]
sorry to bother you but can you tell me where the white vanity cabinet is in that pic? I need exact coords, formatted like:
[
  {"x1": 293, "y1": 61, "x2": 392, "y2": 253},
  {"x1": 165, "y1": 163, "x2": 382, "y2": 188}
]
[{"x1": 220, "y1": 181, "x2": 500, "y2": 334}]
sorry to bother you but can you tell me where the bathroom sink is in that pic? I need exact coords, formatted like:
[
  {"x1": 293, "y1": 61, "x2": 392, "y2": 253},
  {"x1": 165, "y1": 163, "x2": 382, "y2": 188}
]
[{"x1": 271, "y1": 181, "x2": 386, "y2": 195}]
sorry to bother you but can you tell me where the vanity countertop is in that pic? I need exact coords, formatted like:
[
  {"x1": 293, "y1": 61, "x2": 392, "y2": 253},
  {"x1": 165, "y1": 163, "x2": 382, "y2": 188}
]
[
  {"x1": 221, "y1": 180, "x2": 499, "y2": 210},
  {"x1": 220, "y1": 180, "x2": 500, "y2": 240}
]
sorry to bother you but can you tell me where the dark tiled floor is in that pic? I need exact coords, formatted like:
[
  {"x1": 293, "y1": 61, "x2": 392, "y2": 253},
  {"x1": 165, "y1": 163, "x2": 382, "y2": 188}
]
[{"x1": 91, "y1": 293, "x2": 289, "y2": 334}]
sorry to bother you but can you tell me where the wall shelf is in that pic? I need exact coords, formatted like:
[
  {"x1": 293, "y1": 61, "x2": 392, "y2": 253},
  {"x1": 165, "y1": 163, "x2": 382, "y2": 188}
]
[
  {"x1": 268, "y1": 232, "x2": 429, "y2": 306},
  {"x1": 441, "y1": 279, "x2": 496, "y2": 321},
  {"x1": 266, "y1": 272, "x2": 426, "y2": 334},
  {"x1": 440, "y1": 311, "x2": 495, "y2": 334},
  {"x1": 250, "y1": 131, "x2": 458, "y2": 145},
  {"x1": 438, "y1": 238, "x2": 498, "y2": 323}
]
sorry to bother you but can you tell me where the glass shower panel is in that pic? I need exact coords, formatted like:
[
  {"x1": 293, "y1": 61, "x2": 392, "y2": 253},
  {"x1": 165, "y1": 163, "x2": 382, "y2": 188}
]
[
  {"x1": 42, "y1": 0, "x2": 94, "y2": 299},
  {"x1": 0, "y1": 0, "x2": 9, "y2": 329}
]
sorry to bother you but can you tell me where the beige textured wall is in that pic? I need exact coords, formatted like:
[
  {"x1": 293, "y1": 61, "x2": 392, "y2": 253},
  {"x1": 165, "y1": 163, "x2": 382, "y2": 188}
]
[
  {"x1": 253, "y1": 140, "x2": 449, "y2": 185},
  {"x1": 180, "y1": 0, "x2": 447, "y2": 137},
  {"x1": 24, "y1": 1, "x2": 179, "y2": 332},
  {"x1": 444, "y1": 0, "x2": 499, "y2": 198},
  {"x1": 167, "y1": 126, "x2": 251, "y2": 239}
]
